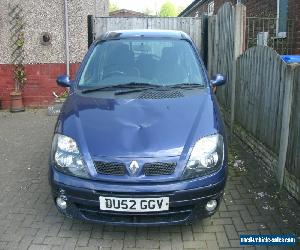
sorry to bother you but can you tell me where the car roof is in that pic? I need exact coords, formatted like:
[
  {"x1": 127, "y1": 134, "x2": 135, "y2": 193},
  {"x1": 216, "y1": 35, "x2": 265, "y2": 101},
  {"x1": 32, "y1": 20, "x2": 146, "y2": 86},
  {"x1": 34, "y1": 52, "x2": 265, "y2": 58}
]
[{"x1": 97, "y1": 29, "x2": 191, "y2": 41}]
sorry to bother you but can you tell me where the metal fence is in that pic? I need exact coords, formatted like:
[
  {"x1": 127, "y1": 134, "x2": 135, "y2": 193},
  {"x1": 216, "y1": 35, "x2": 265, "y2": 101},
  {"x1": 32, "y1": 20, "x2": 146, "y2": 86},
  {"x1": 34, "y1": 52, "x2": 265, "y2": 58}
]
[{"x1": 246, "y1": 17, "x2": 295, "y2": 55}]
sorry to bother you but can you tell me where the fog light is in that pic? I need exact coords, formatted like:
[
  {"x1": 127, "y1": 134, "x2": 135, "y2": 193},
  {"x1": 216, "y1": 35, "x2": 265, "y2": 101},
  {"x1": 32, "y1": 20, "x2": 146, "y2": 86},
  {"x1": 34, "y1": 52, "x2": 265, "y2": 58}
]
[
  {"x1": 56, "y1": 196, "x2": 67, "y2": 210},
  {"x1": 206, "y1": 199, "x2": 217, "y2": 212}
]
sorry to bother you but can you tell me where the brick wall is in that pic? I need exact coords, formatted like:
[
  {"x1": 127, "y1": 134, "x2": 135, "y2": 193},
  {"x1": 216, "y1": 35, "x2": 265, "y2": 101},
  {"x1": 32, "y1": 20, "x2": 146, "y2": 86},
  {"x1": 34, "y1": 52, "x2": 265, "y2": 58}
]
[
  {"x1": 188, "y1": 0, "x2": 277, "y2": 17},
  {"x1": 288, "y1": 0, "x2": 300, "y2": 54},
  {"x1": 239, "y1": 0, "x2": 277, "y2": 17},
  {"x1": 0, "y1": 63, "x2": 80, "y2": 109},
  {"x1": 188, "y1": 2, "x2": 210, "y2": 17}
]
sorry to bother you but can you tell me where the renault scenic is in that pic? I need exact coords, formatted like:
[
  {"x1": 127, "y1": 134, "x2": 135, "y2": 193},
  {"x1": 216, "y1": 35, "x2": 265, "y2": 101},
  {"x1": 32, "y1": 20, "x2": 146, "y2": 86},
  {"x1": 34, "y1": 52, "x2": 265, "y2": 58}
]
[{"x1": 49, "y1": 30, "x2": 227, "y2": 226}]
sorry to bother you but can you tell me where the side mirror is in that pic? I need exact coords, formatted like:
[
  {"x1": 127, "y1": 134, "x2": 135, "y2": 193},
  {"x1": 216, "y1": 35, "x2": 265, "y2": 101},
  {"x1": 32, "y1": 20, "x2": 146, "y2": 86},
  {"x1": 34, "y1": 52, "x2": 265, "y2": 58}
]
[
  {"x1": 57, "y1": 75, "x2": 71, "y2": 88},
  {"x1": 210, "y1": 74, "x2": 226, "y2": 87}
]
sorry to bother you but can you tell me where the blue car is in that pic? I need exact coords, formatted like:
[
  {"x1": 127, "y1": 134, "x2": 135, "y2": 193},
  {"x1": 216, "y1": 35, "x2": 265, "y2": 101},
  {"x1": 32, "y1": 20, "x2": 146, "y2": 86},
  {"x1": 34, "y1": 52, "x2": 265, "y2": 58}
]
[{"x1": 49, "y1": 30, "x2": 227, "y2": 226}]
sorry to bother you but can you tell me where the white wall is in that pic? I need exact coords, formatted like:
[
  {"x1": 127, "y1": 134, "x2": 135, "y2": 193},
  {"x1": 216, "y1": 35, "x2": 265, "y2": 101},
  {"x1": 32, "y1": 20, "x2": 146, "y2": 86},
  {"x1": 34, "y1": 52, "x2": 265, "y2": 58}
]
[{"x1": 0, "y1": 0, "x2": 109, "y2": 64}]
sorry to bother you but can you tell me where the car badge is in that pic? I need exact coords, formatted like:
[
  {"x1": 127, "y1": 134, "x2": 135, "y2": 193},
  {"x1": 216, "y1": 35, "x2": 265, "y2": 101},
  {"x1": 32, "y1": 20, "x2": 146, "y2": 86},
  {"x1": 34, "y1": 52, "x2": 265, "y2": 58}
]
[{"x1": 129, "y1": 161, "x2": 139, "y2": 175}]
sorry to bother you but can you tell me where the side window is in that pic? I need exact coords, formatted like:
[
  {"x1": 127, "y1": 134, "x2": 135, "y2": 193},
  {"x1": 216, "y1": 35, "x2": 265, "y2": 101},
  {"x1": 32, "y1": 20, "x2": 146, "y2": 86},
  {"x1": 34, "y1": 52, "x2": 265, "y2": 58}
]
[
  {"x1": 80, "y1": 45, "x2": 105, "y2": 85},
  {"x1": 277, "y1": 0, "x2": 288, "y2": 38},
  {"x1": 181, "y1": 44, "x2": 203, "y2": 84}
]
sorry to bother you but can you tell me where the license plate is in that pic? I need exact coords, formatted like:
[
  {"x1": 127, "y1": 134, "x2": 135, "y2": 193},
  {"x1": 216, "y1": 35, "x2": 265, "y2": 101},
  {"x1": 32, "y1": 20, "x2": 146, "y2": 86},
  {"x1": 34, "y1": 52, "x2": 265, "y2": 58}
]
[{"x1": 99, "y1": 196, "x2": 169, "y2": 212}]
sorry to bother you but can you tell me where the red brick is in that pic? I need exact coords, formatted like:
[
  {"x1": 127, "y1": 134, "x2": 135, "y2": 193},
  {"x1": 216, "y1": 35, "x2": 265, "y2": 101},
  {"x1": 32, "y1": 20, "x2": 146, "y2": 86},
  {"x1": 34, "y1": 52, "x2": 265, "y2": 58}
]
[
  {"x1": 40, "y1": 64, "x2": 50, "y2": 75},
  {"x1": 25, "y1": 64, "x2": 38, "y2": 75},
  {"x1": 49, "y1": 65, "x2": 63, "y2": 78},
  {"x1": 70, "y1": 63, "x2": 81, "y2": 76},
  {"x1": 1, "y1": 100, "x2": 10, "y2": 109},
  {"x1": 0, "y1": 66, "x2": 13, "y2": 76}
]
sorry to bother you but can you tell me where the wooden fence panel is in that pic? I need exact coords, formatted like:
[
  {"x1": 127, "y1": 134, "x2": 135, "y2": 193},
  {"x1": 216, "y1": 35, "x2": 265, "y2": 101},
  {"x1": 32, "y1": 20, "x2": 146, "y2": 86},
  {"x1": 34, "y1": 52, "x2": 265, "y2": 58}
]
[
  {"x1": 235, "y1": 46, "x2": 289, "y2": 154},
  {"x1": 208, "y1": 3, "x2": 235, "y2": 111},
  {"x1": 207, "y1": 15, "x2": 216, "y2": 78},
  {"x1": 285, "y1": 65, "x2": 300, "y2": 180},
  {"x1": 94, "y1": 17, "x2": 203, "y2": 52},
  {"x1": 207, "y1": 1, "x2": 299, "y2": 199}
]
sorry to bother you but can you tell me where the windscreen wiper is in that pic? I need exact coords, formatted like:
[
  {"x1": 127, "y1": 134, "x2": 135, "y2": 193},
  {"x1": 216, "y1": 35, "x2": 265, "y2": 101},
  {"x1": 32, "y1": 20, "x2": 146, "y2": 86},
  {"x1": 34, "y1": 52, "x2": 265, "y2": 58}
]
[
  {"x1": 169, "y1": 83, "x2": 206, "y2": 89},
  {"x1": 81, "y1": 82, "x2": 160, "y2": 94},
  {"x1": 115, "y1": 83, "x2": 205, "y2": 96},
  {"x1": 114, "y1": 87, "x2": 156, "y2": 96}
]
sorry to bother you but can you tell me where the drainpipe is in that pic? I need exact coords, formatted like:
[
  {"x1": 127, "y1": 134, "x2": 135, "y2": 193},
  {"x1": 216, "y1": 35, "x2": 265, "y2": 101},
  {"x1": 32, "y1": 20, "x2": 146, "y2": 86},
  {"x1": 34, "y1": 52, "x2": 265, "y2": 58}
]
[{"x1": 64, "y1": 0, "x2": 70, "y2": 76}]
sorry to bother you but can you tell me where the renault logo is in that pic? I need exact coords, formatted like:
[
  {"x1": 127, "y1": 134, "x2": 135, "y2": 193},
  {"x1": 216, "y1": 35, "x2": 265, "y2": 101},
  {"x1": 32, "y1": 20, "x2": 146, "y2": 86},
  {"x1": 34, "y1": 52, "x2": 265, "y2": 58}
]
[{"x1": 129, "y1": 161, "x2": 139, "y2": 175}]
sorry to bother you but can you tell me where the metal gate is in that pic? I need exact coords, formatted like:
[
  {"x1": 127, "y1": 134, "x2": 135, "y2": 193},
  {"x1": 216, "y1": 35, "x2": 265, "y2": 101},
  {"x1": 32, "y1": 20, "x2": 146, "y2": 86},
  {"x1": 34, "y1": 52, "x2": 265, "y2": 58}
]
[{"x1": 91, "y1": 17, "x2": 205, "y2": 55}]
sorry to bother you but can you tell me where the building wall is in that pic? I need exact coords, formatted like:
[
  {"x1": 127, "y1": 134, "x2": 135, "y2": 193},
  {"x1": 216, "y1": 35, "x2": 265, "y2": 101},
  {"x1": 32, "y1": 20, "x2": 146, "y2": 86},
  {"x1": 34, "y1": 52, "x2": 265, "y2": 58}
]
[
  {"x1": 0, "y1": 0, "x2": 108, "y2": 109},
  {"x1": 185, "y1": 0, "x2": 233, "y2": 17},
  {"x1": 183, "y1": 0, "x2": 299, "y2": 54},
  {"x1": 188, "y1": 2, "x2": 210, "y2": 17},
  {"x1": 109, "y1": 9, "x2": 149, "y2": 17},
  {"x1": 288, "y1": 0, "x2": 300, "y2": 54},
  {"x1": 186, "y1": 0, "x2": 277, "y2": 17}
]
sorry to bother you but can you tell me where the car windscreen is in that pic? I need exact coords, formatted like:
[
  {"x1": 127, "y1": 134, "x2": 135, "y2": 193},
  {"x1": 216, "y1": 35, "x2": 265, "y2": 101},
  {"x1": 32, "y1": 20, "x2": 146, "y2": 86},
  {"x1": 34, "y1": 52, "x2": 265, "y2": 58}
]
[{"x1": 78, "y1": 38, "x2": 206, "y2": 87}]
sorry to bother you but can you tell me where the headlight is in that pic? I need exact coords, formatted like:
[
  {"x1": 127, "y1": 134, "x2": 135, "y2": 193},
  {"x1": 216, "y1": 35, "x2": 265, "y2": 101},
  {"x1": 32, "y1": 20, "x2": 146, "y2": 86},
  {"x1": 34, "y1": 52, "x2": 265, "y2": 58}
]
[
  {"x1": 51, "y1": 134, "x2": 89, "y2": 178},
  {"x1": 182, "y1": 134, "x2": 224, "y2": 180}
]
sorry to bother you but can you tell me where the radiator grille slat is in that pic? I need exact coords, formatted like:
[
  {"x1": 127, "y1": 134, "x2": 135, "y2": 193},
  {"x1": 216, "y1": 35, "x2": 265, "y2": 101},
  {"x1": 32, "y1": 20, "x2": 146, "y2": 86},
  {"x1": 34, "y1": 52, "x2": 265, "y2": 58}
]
[
  {"x1": 143, "y1": 162, "x2": 176, "y2": 176},
  {"x1": 94, "y1": 162, "x2": 126, "y2": 176}
]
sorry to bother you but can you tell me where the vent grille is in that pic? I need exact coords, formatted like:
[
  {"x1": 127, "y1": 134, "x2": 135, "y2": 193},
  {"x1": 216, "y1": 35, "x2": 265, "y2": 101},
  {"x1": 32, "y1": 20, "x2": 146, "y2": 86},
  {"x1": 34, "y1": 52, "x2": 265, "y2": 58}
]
[
  {"x1": 94, "y1": 161, "x2": 126, "y2": 176},
  {"x1": 138, "y1": 90, "x2": 184, "y2": 99},
  {"x1": 144, "y1": 162, "x2": 176, "y2": 176},
  {"x1": 94, "y1": 161, "x2": 177, "y2": 176}
]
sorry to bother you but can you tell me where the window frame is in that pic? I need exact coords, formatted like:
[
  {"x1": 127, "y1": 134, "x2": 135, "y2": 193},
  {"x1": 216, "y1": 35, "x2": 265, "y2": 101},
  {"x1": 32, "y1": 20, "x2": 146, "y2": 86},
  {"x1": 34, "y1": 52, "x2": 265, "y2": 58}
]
[{"x1": 276, "y1": 0, "x2": 288, "y2": 38}]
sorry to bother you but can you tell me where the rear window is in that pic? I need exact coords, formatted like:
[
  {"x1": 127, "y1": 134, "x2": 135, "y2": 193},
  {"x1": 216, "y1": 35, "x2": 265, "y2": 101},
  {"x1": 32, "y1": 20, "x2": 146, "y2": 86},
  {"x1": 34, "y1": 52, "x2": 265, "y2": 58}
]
[{"x1": 79, "y1": 39, "x2": 205, "y2": 87}]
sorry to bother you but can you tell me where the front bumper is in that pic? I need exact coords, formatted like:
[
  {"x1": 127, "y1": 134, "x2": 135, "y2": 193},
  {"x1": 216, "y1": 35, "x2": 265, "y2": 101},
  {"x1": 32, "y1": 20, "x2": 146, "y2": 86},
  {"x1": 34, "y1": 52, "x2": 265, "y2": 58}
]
[{"x1": 49, "y1": 167, "x2": 226, "y2": 226}]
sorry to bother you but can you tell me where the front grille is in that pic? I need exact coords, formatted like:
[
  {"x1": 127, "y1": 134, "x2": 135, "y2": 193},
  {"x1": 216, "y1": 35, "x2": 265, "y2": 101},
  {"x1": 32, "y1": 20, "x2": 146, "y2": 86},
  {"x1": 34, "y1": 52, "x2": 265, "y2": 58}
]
[
  {"x1": 144, "y1": 162, "x2": 176, "y2": 176},
  {"x1": 75, "y1": 203, "x2": 193, "y2": 225},
  {"x1": 94, "y1": 161, "x2": 126, "y2": 176},
  {"x1": 94, "y1": 161, "x2": 176, "y2": 177},
  {"x1": 81, "y1": 210, "x2": 191, "y2": 225}
]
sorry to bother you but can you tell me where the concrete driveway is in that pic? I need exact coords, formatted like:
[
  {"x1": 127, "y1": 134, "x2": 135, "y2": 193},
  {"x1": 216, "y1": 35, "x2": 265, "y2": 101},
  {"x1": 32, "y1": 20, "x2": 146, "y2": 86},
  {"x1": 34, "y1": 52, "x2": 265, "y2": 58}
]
[{"x1": 0, "y1": 110, "x2": 299, "y2": 250}]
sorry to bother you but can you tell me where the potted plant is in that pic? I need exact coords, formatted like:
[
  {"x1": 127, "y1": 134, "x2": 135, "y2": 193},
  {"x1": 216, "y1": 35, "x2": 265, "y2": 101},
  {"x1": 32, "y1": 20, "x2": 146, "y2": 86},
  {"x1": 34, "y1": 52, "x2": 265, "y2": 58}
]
[
  {"x1": 53, "y1": 90, "x2": 69, "y2": 103},
  {"x1": 10, "y1": 63, "x2": 26, "y2": 112}
]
